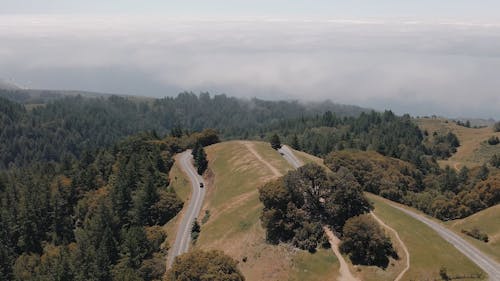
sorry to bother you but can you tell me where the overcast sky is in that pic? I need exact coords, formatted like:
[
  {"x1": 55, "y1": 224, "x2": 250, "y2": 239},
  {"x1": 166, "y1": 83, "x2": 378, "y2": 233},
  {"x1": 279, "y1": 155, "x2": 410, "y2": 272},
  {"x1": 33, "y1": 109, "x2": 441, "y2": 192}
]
[{"x1": 1, "y1": 1, "x2": 499, "y2": 118}]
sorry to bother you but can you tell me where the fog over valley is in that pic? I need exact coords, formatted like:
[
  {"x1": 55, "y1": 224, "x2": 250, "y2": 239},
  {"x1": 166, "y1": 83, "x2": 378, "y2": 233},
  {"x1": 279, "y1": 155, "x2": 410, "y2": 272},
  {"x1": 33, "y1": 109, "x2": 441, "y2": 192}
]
[{"x1": 1, "y1": 15, "x2": 499, "y2": 118}]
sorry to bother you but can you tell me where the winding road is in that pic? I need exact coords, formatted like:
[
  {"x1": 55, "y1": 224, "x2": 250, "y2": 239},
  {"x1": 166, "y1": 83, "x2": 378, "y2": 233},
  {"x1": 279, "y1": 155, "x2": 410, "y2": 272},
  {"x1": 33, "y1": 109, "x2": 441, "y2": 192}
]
[
  {"x1": 390, "y1": 204, "x2": 500, "y2": 281},
  {"x1": 167, "y1": 145, "x2": 500, "y2": 281},
  {"x1": 166, "y1": 150, "x2": 206, "y2": 268},
  {"x1": 280, "y1": 144, "x2": 500, "y2": 281}
]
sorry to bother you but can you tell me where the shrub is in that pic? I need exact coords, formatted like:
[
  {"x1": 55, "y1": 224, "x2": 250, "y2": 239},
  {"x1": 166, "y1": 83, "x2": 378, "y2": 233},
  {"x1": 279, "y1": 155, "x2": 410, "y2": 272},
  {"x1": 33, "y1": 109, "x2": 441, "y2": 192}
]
[
  {"x1": 270, "y1": 134, "x2": 282, "y2": 150},
  {"x1": 487, "y1": 136, "x2": 499, "y2": 145},
  {"x1": 461, "y1": 227, "x2": 489, "y2": 242},
  {"x1": 167, "y1": 250, "x2": 244, "y2": 281}
]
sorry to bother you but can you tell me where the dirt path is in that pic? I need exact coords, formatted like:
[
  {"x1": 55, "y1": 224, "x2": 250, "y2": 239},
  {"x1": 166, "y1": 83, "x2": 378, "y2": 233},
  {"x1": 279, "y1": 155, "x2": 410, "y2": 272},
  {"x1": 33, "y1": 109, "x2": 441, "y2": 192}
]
[
  {"x1": 242, "y1": 141, "x2": 283, "y2": 177},
  {"x1": 323, "y1": 227, "x2": 360, "y2": 281},
  {"x1": 370, "y1": 212, "x2": 410, "y2": 281}
]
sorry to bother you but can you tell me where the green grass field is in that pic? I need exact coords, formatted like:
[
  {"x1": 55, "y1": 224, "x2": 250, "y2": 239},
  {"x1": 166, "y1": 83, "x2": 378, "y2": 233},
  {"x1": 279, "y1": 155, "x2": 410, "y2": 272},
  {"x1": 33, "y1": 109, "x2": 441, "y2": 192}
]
[
  {"x1": 368, "y1": 194, "x2": 486, "y2": 280},
  {"x1": 168, "y1": 142, "x2": 494, "y2": 280},
  {"x1": 195, "y1": 141, "x2": 339, "y2": 281},
  {"x1": 446, "y1": 204, "x2": 500, "y2": 263}
]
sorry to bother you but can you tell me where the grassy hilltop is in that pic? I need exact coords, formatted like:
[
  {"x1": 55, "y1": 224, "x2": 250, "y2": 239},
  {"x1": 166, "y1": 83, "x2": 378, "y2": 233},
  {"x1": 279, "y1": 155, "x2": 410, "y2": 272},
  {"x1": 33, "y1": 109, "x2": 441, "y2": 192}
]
[{"x1": 168, "y1": 141, "x2": 488, "y2": 281}]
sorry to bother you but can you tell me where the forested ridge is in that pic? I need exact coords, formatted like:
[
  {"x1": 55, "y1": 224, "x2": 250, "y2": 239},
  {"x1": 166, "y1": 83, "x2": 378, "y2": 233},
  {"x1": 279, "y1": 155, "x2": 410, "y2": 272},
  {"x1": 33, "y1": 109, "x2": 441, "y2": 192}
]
[
  {"x1": 1, "y1": 90, "x2": 499, "y2": 280},
  {"x1": 0, "y1": 91, "x2": 366, "y2": 169},
  {"x1": 0, "y1": 129, "x2": 220, "y2": 281}
]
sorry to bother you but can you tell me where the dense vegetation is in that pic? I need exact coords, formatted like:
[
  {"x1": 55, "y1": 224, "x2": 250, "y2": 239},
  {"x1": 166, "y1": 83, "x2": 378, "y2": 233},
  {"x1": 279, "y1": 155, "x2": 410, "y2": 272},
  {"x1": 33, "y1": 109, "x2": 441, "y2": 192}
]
[
  {"x1": 325, "y1": 151, "x2": 500, "y2": 220},
  {"x1": 166, "y1": 250, "x2": 245, "y2": 281},
  {"x1": 259, "y1": 163, "x2": 372, "y2": 252},
  {"x1": 1, "y1": 89, "x2": 498, "y2": 279},
  {"x1": 0, "y1": 91, "x2": 366, "y2": 169},
  {"x1": 0, "y1": 132, "x2": 193, "y2": 281},
  {"x1": 424, "y1": 131, "x2": 460, "y2": 159},
  {"x1": 270, "y1": 111, "x2": 446, "y2": 172},
  {"x1": 192, "y1": 143, "x2": 209, "y2": 175},
  {"x1": 340, "y1": 215, "x2": 397, "y2": 268}
]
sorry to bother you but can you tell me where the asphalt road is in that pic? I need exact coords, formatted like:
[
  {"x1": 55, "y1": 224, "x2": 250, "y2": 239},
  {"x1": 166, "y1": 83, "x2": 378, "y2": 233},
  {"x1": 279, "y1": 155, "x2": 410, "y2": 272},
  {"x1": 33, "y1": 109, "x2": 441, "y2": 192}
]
[
  {"x1": 278, "y1": 145, "x2": 303, "y2": 169},
  {"x1": 167, "y1": 150, "x2": 206, "y2": 268},
  {"x1": 391, "y1": 204, "x2": 500, "y2": 281},
  {"x1": 278, "y1": 145, "x2": 500, "y2": 281}
]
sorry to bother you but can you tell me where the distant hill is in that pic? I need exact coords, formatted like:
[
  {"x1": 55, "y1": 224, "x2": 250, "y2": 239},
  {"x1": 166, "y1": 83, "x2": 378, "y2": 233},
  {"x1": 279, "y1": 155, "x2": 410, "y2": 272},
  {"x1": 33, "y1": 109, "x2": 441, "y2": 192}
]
[
  {"x1": 0, "y1": 92, "x2": 369, "y2": 169},
  {"x1": 0, "y1": 88, "x2": 113, "y2": 104},
  {"x1": 416, "y1": 117, "x2": 500, "y2": 168}
]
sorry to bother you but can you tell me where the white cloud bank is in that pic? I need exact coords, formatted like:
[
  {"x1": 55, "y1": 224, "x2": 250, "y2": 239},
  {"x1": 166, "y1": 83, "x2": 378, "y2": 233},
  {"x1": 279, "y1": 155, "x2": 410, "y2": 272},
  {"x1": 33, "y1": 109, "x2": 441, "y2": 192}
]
[{"x1": 1, "y1": 15, "x2": 499, "y2": 118}]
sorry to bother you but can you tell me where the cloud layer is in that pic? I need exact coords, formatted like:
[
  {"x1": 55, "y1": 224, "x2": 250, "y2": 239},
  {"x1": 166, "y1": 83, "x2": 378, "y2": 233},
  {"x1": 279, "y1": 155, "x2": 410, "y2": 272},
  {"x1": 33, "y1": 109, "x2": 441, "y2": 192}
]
[{"x1": 1, "y1": 16, "x2": 499, "y2": 118}]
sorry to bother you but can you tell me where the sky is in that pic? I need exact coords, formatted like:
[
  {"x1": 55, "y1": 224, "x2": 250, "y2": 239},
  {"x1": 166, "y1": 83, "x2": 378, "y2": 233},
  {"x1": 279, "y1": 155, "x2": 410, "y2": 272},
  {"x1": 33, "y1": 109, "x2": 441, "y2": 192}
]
[{"x1": 1, "y1": 1, "x2": 500, "y2": 118}]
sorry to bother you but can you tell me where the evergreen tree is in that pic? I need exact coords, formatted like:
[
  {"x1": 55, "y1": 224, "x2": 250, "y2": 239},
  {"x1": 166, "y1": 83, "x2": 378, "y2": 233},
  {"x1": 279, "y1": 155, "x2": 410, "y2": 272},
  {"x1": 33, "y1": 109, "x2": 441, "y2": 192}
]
[
  {"x1": 74, "y1": 203, "x2": 117, "y2": 281},
  {"x1": 131, "y1": 178, "x2": 158, "y2": 226},
  {"x1": 291, "y1": 134, "x2": 301, "y2": 150},
  {"x1": 195, "y1": 148, "x2": 208, "y2": 175},
  {"x1": 119, "y1": 226, "x2": 151, "y2": 269},
  {"x1": 270, "y1": 134, "x2": 282, "y2": 150}
]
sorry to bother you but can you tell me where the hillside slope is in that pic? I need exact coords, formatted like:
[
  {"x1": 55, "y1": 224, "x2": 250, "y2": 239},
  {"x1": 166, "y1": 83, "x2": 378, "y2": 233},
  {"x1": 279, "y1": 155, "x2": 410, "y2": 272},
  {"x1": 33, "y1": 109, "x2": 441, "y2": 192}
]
[
  {"x1": 367, "y1": 194, "x2": 486, "y2": 280},
  {"x1": 447, "y1": 204, "x2": 500, "y2": 263},
  {"x1": 416, "y1": 117, "x2": 500, "y2": 168},
  {"x1": 294, "y1": 148, "x2": 487, "y2": 280},
  {"x1": 196, "y1": 141, "x2": 340, "y2": 281},
  {"x1": 182, "y1": 141, "x2": 489, "y2": 281}
]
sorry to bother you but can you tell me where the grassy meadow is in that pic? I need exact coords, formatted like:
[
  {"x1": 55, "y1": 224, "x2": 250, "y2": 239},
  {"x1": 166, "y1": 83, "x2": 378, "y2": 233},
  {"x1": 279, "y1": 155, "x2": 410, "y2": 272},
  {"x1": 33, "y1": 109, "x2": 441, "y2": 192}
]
[{"x1": 195, "y1": 141, "x2": 340, "y2": 281}]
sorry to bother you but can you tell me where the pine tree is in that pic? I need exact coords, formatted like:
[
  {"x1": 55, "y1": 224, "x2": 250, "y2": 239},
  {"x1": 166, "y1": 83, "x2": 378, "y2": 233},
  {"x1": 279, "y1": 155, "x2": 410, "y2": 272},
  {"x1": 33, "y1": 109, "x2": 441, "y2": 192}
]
[
  {"x1": 270, "y1": 134, "x2": 281, "y2": 150},
  {"x1": 291, "y1": 134, "x2": 301, "y2": 150},
  {"x1": 131, "y1": 178, "x2": 158, "y2": 226},
  {"x1": 195, "y1": 148, "x2": 208, "y2": 175}
]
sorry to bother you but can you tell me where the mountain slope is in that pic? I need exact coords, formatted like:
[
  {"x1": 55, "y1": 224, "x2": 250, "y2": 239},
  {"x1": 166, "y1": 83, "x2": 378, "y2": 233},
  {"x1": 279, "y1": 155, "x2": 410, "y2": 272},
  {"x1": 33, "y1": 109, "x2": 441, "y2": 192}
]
[
  {"x1": 181, "y1": 141, "x2": 489, "y2": 281},
  {"x1": 447, "y1": 204, "x2": 500, "y2": 263},
  {"x1": 195, "y1": 141, "x2": 340, "y2": 281},
  {"x1": 416, "y1": 117, "x2": 500, "y2": 168},
  {"x1": 367, "y1": 194, "x2": 486, "y2": 280}
]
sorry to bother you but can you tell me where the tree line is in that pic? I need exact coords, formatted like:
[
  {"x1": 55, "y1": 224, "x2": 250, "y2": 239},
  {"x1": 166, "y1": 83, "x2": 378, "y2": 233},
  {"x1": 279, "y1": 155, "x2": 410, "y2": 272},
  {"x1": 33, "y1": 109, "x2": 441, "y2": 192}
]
[
  {"x1": 0, "y1": 92, "x2": 366, "y2": 169},
  {"x1": 0, "y1": 129, "x2": 222, "y2": 281},
  {"x1": 325, "y1": 150, "x2": 500, "y2": 220}
]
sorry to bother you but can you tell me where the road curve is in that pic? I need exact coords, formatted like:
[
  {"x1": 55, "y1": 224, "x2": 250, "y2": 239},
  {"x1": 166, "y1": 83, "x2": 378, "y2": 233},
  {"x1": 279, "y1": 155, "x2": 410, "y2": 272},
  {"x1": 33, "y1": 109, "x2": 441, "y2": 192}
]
[
  {"x1": 390, "y1": 204, "x2": 500, "y2": 281},
  {"x1": 278, "y1": 146, "x2": 500, "y2": 281},
  {"x1": 167, "y1": 150, "x2": 206, "y2": 268}
]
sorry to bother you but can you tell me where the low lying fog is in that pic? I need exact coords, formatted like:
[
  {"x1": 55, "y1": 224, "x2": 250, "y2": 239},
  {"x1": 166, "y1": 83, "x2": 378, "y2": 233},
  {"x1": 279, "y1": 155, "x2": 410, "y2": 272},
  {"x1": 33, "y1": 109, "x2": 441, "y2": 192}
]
[{"x1": 1, "y1": 16, "x2": 499, "y2": 118}]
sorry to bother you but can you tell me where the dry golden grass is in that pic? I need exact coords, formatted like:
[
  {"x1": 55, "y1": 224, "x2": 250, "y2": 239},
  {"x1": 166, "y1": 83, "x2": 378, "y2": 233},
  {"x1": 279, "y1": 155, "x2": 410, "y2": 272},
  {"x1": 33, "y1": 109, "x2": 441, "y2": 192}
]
[
  {"x1": 194, "y1": 141, "x2": 339, "y2": 281},
  {"x1": 416, "y1": 117, "x2": 500, "y2": 169}
]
